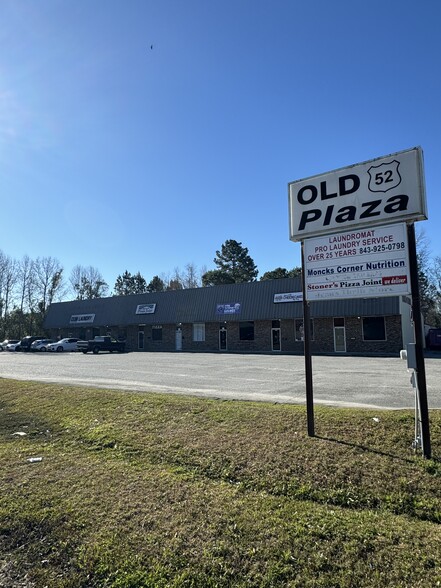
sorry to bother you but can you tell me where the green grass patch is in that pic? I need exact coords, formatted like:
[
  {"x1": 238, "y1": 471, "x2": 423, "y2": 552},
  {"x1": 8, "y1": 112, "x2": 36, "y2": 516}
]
[{"x1": 1, "y1": 378, "x2": 441, "y2": 587}]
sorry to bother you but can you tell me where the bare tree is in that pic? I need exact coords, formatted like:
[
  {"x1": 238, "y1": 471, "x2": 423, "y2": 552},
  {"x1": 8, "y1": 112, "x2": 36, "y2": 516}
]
[
  {"x1": 0, "y1": 250, "x2": 8, "y2": 320},
  {"x1": 16, "y1": 255, "x2": 35, "y2": 336},
  {"x1": 2, "y1": 255, "x2": 17, "y2": 319},
  {"x1": 70, "y1": 265, "x2": 108, "y2": 300},
  {"x1": 0, "y1": 252, "x2": 18, "y2": 337},
  {"x1": 182, "y1": 262, "x2": 200, "y2": 289},
  {"x1": 33, "y1": 256, "x2": 65, "y2": 314},
  {"x1": 166, "y1": 267, "x2": 183, "y2": 290},
  {"x1": 17, "y1": 255, "x2": 33, "y2": 313}
]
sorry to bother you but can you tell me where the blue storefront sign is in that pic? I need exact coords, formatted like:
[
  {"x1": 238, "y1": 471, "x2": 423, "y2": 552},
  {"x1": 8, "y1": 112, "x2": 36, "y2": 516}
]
[{"x1": 216, "y1": 303, "x2": 241, "y2": 315}]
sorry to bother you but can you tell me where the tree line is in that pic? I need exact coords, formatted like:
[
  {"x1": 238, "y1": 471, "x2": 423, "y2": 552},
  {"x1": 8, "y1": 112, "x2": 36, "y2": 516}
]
[{"x1": 1, "y1": 236, "x2": 440, "y2": 340}]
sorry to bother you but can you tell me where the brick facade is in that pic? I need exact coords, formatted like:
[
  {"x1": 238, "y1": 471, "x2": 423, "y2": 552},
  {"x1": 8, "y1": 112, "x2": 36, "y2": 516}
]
[
  {"x1": 53, "y1": 315, "x2": 402, "y2": 355},
  {"x1": 46, "y1": 279, "x2": 404, "y2": 356}
]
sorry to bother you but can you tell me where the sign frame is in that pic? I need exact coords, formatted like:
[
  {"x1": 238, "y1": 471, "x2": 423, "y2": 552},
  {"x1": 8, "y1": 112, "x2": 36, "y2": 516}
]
[
  {"x1": 289, "y1": 147, "x2": 427, "y2": 242},
  {"x1": 303, "y1": 222, "x2": 411, "y2": 301},
  {"x1": 135, "y1": 304, "x2": 156, "y2": 315},
  {"x1": 69, "y1": 313, "x2": 95, "y2": 325}
]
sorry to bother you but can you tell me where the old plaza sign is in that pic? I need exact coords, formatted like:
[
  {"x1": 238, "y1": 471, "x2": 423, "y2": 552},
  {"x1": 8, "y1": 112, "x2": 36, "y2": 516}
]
[{"x1": 289, "y1": 147, "x2": 427, "y2": 241}]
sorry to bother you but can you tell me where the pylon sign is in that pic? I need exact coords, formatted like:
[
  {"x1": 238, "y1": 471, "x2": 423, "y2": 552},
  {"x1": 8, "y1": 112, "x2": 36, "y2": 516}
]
[
  {"x1": 289, "y1": 147, "x2": 427, "y2": 242},
  {"x1": 287, "y1": 146, "x2": 431, "y2": 458}
]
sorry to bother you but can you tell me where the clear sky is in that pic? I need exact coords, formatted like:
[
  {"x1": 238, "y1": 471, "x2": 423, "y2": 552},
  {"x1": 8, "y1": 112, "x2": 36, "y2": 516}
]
[{"x1": 1, "y1": 0, "x2": 440, "y2": 293}]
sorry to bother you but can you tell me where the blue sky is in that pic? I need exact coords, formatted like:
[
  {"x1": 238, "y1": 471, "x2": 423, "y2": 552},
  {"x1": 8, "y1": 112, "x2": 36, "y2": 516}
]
[{"x1": 1, "y1": 0, "x2": 440, "y2": 292}]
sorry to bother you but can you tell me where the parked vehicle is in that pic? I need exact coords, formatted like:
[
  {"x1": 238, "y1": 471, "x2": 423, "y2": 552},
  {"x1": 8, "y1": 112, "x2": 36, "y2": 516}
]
[
  {"x1": 30, "y1": 338, "x2": 56, "y2": 352},
  {"x1": 19, "y1": 336, "x2": 47, "y2": 352},
  {"x1": 0, "y1": 339, "x2": 19, "y2": 351},
  {"x1": 6, "y1": 341, "x2": 21, "y2": 351},
  {"x1": 426, "y1": 328, "x2": 441, "y2": 350},
  {"x1": 77, "y1": 336, "x2": 126, "y2": 354},
  {"x1": 47, "y1": 338, "x2": 80, "y2": 352}
]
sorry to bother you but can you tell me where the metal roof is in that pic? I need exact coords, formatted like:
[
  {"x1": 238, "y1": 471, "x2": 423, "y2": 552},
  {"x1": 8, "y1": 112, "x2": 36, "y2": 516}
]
[{"x1": 44, "y1": 278, "x2": 400, "y2": 329}]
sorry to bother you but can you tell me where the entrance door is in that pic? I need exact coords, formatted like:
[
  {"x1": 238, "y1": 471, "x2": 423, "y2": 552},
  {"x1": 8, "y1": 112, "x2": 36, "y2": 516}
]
[
  {"x1": 271, "y1": 328, "x2": 281, "y2": 351},
  {"x1": 219, "y1": 327, "x2": 227, "y2": 351},
  {"x1": 334, "y1": 326, "x2": 346, "y2": 352},
  {"x1": 175, "y1": 328, "x2": 182, "y2": 351}
]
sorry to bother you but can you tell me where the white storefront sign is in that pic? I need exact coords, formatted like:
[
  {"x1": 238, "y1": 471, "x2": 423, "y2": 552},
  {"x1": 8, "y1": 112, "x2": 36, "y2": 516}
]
[
  {"x1": 69, "y1": 313, "x2": 95, "y2": 324},
  {"x1": 273, "y1": 292, "x2": 303, "y2": 303},
  {"x1": 289, "y1": 147, "x2": 426, "y2": 241},
  {"x1": 136, "y1": 303, "x2": 156, "y2": 315},
  {"x1": 304, "y1": 223, "x2": 410, "y2": 300}
]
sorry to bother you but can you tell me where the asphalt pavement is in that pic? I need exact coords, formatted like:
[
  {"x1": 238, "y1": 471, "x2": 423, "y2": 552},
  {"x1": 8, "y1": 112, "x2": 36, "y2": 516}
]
[{"x1": 1, "y1": 350, "x2": 440, "y2": 409}]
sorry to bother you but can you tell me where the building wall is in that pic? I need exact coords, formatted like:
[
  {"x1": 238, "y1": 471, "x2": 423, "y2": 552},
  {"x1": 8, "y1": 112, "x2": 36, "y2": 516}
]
[{"x1": 48, "y1": 314, "x2": 402, "y2": 356}]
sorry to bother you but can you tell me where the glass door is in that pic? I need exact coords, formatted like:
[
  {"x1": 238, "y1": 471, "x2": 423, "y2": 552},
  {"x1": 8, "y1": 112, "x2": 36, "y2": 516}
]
[
  {"x1": 334, "y1": 326, "x2": 346, "y2": 352},
  {"x1": 219, "y1": 326, "x2": 227, "y2": 351},
  {"x1": 271, "y1": 328, "x2": 281, "y2": 351},
  {"x1": 175, "y1": 328, "x2": 182, "y2": 351}
]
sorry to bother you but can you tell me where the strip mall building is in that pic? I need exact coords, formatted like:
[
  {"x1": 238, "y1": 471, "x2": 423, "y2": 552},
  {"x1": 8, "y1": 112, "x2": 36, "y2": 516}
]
[{"x1": 44, "y1": 277, "x2": 412, "y2": 355}]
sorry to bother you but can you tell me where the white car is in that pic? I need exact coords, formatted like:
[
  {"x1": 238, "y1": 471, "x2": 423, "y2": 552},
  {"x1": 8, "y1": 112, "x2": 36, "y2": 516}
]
[
  {"x1": 30, "y1": 338, "x2": 56, "y2": 352},
  {"x1": 47, "y1": 338, "x2": 80, "y2": 352},
  {"x1": 0, "y1": 339, "x2": 19, "y2": 351},
  {"x1": 6, "y1": 341, "x2": 21, "y2": 351}
]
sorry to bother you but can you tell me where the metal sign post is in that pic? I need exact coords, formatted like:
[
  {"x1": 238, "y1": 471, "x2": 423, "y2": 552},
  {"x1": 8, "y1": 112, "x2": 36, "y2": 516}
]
[
  {"x1": 301, "y1": 241, "x2": 315, "y2": 437},
  {"x1": 407, "y1": 223, "x2": 431, "y2": 459}
]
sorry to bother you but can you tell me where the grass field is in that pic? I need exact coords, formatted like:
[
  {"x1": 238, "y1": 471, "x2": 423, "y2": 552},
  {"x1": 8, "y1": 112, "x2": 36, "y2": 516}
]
[{"x1": 1, "y1": 378, "x2": 441, "y2": 587}]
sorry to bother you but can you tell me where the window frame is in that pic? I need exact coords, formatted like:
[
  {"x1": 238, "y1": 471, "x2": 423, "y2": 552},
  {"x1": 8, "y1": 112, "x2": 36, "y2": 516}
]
[
  {"x1": 152, "y1": 325, "x2": 163, "y2": 341},
  {"x1": 193, "y1": 323, "x2": 206, "y2": 342}
]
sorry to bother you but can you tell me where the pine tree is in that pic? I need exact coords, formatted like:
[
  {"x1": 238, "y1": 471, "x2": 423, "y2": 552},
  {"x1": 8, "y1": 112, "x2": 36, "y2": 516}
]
[{"x1": 202, "y1": 240, "x2": 258, "y2": 286}]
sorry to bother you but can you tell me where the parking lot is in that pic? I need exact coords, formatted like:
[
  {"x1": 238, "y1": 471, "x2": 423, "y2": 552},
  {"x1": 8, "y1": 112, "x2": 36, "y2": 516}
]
[{"x1": 1, "y1": 350, "x2": 441, "y2": 409}]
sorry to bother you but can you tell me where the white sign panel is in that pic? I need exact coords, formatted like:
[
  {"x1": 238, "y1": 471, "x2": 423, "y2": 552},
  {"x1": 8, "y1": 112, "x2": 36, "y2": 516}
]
[
  {"x1": 274, "y1": 292, "x2": 303, "y2": 303},
  {"x1": 136, "y1": 303, "x2": 156, "y2": 315},
  {"x1": 304, "y1": 223, "x2": 410, "y2": 300},
  {"x1": 69, "y1": 313, "x2": 95, "y2": 324},
  {"x1": 289, "y1": 147, "x2": 426, "y2": 241}
]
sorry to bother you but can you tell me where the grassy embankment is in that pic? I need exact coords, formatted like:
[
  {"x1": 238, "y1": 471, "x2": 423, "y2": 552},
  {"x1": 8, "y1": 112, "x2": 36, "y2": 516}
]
[{"x1": 1, "y1": 378, "x2": 441, "y2": 587}]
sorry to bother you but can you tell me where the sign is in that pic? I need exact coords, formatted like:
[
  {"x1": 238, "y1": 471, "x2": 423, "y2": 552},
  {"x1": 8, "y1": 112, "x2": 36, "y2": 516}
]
[
  {"x1": 216, "y1": 303, "x2": 241, "y2": 315},
  {"x1": 69, "y1": 313, "x2": 95, "y2": 324},
  {"x1": 274, "y1": 292, "x2": 303, "y2": 303},
  {"x1": 304, "y1": 223, "x2": 410, "y2": 300},
  {"x1": 289, "y1": 147, "x2": 426, "y2": 241},
  {"x1": 136, "y1": 303, "x2": 156, "y2": 315}
]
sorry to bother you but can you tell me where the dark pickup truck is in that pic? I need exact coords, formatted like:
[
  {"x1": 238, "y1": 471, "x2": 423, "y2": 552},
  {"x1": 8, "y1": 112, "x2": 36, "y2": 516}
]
[{"x1": 77, "y1": 336, "x2": 126, "y2": 354}]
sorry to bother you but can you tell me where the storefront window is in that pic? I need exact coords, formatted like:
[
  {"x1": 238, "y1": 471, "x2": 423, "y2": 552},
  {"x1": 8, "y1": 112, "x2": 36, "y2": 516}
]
[
  {"x1": 363, "y1": 317, "x2": 386, "y2": 341},
  {"x1": 193, "y1": 323, "x2": 205, "y2": 341},
  {"x1": 152, "y1": 326, "x2": 163, "y2": 341},
  {"x1": 239, "y1": 321, "x2": 254, "y2": 341},
  {"x1": 295, "y1": 319, "x2": 314, "y2": 341}
]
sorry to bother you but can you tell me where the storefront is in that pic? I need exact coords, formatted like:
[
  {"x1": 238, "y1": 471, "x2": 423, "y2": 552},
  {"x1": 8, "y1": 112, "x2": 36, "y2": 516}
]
[{"x1": 44, "y1": 277, "x2": 407, "y2": 355}]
